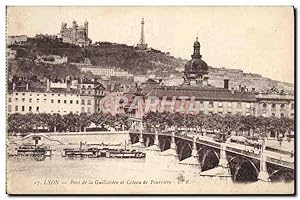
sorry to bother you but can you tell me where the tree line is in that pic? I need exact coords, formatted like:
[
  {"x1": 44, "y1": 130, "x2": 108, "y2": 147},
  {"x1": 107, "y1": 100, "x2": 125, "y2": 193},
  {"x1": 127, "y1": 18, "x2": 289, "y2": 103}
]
[
  {"x1": 7, "y1": 112, "x2": 130, "y2": 134},
  {"x1": 142, "y1": 112, "x2": 294, "y2": 140}
]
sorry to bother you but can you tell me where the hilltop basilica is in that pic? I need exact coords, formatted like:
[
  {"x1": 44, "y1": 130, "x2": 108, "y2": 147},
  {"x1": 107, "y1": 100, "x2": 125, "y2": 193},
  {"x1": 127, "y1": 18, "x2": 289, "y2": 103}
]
[{"x1": 58, "y1": 20, "x2": 92, "y2": 46}]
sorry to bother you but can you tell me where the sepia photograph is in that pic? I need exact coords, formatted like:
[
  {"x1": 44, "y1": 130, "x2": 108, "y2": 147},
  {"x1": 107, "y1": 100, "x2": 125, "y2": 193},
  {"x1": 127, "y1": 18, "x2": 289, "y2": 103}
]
[{"x1": 5, "y1": 6, "x2": 295, "y2": 195}]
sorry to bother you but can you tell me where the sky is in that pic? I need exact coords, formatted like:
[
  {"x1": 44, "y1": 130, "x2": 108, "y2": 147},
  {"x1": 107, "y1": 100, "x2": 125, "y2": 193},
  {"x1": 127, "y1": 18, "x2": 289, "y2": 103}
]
[{"x1": 6, "y1": 6, "x2": 294, "y2": 83}]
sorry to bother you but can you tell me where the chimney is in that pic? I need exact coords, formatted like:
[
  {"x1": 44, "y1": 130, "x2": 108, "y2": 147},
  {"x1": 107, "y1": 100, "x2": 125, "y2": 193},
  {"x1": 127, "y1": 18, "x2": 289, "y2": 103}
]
[
  {"x1": 12, "y1": 82, "x2": 16, "y2": 91},
  {"x1": 231, "y1": 88, "x2": 234, "y2": 94},
  {"x1": 26, "y1": 82, "x2": 29, "y2": 90},
  {"x1": 67, "y1": 80, "x2": 71, "y2": 92},
  {"x1": 224, "y1": 79, "x2": 229, "y2": 90},
  {"x1": 46, "y1": 79, "x2": 50, "y2": 92}
]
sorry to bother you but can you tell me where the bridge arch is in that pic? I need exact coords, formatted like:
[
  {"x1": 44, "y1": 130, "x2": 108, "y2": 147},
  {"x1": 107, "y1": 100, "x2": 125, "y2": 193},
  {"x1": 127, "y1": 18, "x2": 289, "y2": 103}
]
[
  {"x1": 268, "y1": 169, "x2": 294, "y2": 182},
  {"x1": 129, "y1": 133, "x2": 140, "y2": 144},
  {"x1": 143, "y1": 134, "x2": 155, "y2": 147},
  {"x1": 228, "y1": 156, "x2": 259, "y2": 182},
  {"x1": 159, "y1": 136, "x2": 171, "y2": 151},
  {"x1": 178, "y1": 142, "x2": 193, "y2": 161},
  {"x1": 198, "y1": 146, "x2": 220, "y2": 171}
]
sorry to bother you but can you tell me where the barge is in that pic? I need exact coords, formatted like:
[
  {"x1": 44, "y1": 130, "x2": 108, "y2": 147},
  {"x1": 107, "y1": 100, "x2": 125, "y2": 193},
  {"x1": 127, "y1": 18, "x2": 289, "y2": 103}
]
[
  {"x1": 62, "y1": 147, "x2": 145, "y2": 159},
  {"x1": 16, "y1": 144, "x2": 52, "y2": 161}
]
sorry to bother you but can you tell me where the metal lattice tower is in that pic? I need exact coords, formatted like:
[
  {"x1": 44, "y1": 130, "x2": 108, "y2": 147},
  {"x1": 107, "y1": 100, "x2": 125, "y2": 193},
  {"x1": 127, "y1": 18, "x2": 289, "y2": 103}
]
[
  {"x1": 139, "y1": 18, "x2": 145, "y2": 45},
  {"x1": 137, "y1": 18, "x2": 148, "y2": 50}
]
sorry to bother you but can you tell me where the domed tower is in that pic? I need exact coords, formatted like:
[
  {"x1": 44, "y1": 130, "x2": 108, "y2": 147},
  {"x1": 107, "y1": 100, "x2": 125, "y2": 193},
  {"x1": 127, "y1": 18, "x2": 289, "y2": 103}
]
[{"x1": 184, "y1": 37, "x2": 209, "y2": 86}]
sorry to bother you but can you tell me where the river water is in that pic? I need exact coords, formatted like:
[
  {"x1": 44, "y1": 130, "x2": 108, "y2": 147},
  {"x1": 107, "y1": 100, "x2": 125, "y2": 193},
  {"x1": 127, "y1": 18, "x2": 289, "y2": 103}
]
[{"x1": 6, "y1": 148, "x2": 294, "y2": 195}]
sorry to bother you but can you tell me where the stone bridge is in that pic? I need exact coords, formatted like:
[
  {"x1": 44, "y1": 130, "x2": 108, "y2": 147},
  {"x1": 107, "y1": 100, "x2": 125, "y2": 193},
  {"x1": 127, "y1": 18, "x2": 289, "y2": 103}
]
[{"x1": 129, "y1": 130, "x2": 294, "y2": 183}]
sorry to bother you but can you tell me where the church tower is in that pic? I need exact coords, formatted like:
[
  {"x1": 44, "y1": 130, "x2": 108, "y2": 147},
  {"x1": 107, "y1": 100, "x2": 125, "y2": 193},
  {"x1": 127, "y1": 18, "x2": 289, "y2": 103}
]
[
  {"x1": 184, "y1": 37, "x2": 209, "y2": 86},
  {"x1": 137, "y1": 18, "x2": 148, "y2": 50}
]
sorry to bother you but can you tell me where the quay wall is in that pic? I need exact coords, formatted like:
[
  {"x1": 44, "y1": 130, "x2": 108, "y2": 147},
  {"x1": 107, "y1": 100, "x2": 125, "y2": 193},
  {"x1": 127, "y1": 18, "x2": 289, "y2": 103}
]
[{"x1": 8, "y1": 131, "x2": 131, "y2": 146}]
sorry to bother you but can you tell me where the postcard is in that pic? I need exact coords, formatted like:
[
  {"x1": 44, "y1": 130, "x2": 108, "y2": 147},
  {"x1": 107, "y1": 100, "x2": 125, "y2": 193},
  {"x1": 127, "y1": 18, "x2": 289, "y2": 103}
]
[{"x1": 6, "y1": 6, "x2": 295, "y2": 195}]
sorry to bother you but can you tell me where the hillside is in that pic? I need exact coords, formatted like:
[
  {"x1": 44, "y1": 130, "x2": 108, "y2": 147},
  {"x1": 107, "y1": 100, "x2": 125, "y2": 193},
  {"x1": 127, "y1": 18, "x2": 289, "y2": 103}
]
[
  {"x1": 9, "y1": 37, "x2": 183, "y2": 75},
  {"x1": 7, "y1": 37, "x2": 293, "y2": 93}
]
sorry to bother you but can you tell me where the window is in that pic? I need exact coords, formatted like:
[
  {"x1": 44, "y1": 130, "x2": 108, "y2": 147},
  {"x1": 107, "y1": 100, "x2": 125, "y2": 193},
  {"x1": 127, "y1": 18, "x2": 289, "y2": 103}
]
[
  {"x1": 262, "y1": 103, "x2": 267, "y2": 108},
  {"x1": 237, "y1": 102, "x2": 242, "y2": 109},
  {"x1": 29, "y1": 98, "x2": 32, "y2": 103},
  {"x1": 15, "y1": 98, "x2": 18, "y2": 102},
  {"x1": 228, "y1": 111, "x2": 232, "y2": 115},
  {"x1": 70, "y1": 100, "x2": 73, "y2": 104},
  {"x1": 15, "y1": 106, "x2": 18, "y2": 111},
  {"x1": 272, "y1": 104, "x2": 276, "y2": 109},
  {"x1": 36, "y1": 98, "x2": 39, "y2": 103},
  {"x1": 81, "y1": 107, "x2": 85, "y2": 112},
  {"x1": 15, "y1": 93, "x2": 18, "y2": 95},
  {"x1": 87, "y1": 100, "x2": 91, "y2": 105},
  {"x1": 37, "y1": 94, "x2": 39, "y2": 96},
  {"x1": 208, "y1": 102, "x2": 213, "y2": 108},
  {"x1": 227, "y1": 102, "x2": 232, "y2": 108},
  {"x1": 82, "y1": 100, "x2": 85, "y2": 105},
  {"x1": 43, "y1": 99, "x2": 47, "y2": 102},
  {"x1": 280, "y1": 104, "x2": 285, "y2": 109},
  {"x1": 76, "y1": 100, "x2": 79, "y2": 104},
  {"x1": 29, "y1": 106, "x2": 32, "y2": 112},
  {"x1": 52, "y1": 94, "x2": 54, "y2": 96},
  {"x1": 88, "y1": 91, "x2": 91, "y2": 95},
  {"x1": 29, "y1": 94, "x2": 32, "y2": 96},
  {"x1": 87, "y1": 107, "x2": 91, "y2": 113},
  {"x1": 22, "y1": 98, "x2": 25, "y2": 102},
  {"x1": 200, "y1": 101, "x2": 204, "y2": 108},
  {"x1": 44, "y1": 94, "x2": 47, "y2": 96},
  {"x1": 218, "y1": 111, "x2": 222, "y2": 114},
  {"x1": 58, "y1": 94, "x2": 60, "y2": 96},
  {"x1": 36, "y1": 107, "x2": 39, "y2": 112},
  {"x1": 246, "y1": 103, "x2": 251, "y2": 109},
  {"x1": 64, "y1": 100, "x2": 67, "y2": 104},
  {"x1": 8, "y1": 105, "x2": 11, "y2": 112},
  {"x1": 291, "y1": 103, "x2": 294, "y2": 109},
  {"x1": 22, "y1": 93, "x2": 25, "y2": 96},
  {"x1": 8, "y1": 97, "x2": 11, "y2": 102},
  {"x1": 281, "y1": 113, "x2": 285, "y2": 117},
  {"x1": 58, "y1": 100, "x2": 60, "y2": 103},
  {"x1": 209, "y1": 111, "x2": 213, "y2": 114},
  {"x1": 22, "y1": 106, "x2": 25, "y2": 112},
  {"x1": 218, "y1": 102, "x2": 223, "y2": 108},
  {"x1": 272, "y1": 113, "x2": 276, "y2": 116},
  {"x1": 237, "y1": 111, "x2": 242, "y2": 115},
  {"x1": 51, "y1": 99, "x2": 54, "y2": 103}
]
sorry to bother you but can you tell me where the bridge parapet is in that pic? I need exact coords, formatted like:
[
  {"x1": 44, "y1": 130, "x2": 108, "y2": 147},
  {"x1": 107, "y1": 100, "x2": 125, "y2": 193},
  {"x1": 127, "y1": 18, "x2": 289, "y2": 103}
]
[
  {"x1": 196, "y1": 138, "x2": 221, "y2": 148},
  {"x1": 266, "y1": 157, "x2": 294, "y2": 170},
  {"x1": 226, "y1": 146, "x2": 260, "y2": 159}
]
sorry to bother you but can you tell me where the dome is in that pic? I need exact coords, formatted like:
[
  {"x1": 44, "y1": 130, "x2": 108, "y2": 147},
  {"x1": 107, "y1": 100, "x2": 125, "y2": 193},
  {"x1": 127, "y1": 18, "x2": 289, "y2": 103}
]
[{"x1": 184, "y1": 58, "x2": 208, "y2": 72}]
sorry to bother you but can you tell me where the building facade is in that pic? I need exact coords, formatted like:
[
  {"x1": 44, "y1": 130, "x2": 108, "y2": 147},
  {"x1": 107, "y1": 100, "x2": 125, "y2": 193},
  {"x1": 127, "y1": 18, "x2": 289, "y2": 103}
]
[
  {"x1": 79, "y1": 66, "x2": 133, "y2": 78},
  {"x1": 7, "y1": 77, "x2": 106, "y2": 115},
  {"x1": 7, "y1": 35, "x2": 28, "y2": 46},
  {"x1": 58, "y1": 20, "x2": 91, "y2": 46},
  {"x1": 7, "y1": 91, "x2": 81, "y2": 114}
]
